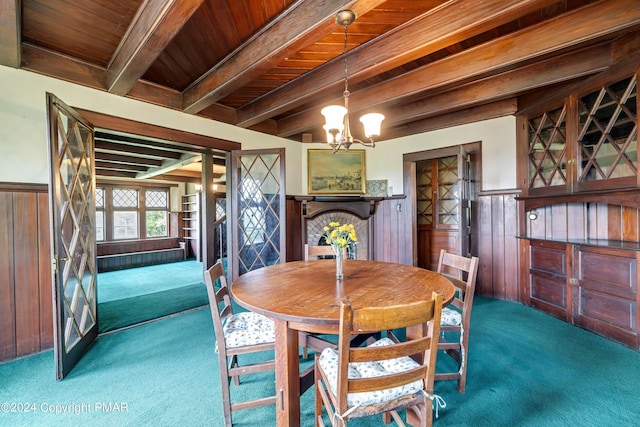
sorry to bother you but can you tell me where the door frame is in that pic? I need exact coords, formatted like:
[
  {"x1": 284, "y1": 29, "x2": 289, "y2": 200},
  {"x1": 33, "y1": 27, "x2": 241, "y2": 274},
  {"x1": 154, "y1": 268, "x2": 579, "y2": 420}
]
[{"x1": 403, "y1": 141, "x2": 482, "y2": 266}]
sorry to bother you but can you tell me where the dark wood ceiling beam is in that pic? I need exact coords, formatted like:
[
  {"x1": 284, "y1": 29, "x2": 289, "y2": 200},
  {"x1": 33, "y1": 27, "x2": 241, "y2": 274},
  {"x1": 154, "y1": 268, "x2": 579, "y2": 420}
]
[
  {"x1": 94, "y1": 141, "x2": 185, "y2": 160},
  {"x1": 20, "y1": 45, "x2": 232, "y2": 123},
  {"x1": 94, "y1": 161, "x2": 149, "y2": 172},
  {"x1": 381, "y1": 42, "x2": 611, "y2": 127},
  {"x1": 182, "y1": 0, "x2": 387, "y2": 114},
  {"x1": 96, "y1": 152, "x2": 164, "y2": 167},
  {"x1": 95, "y1": 169, "x2": 138, "y2": 179},
  {"x1": 0, "y1": 0, "x2": 20, "y2": 67},
  {"x1": 107, "y1": 0, "x2": 206, "y2": 95},
  {"x1": 383, "y1": 98, "x2": 519, "y2": 140},
  {"x1": 276, "y1": 0, "x2": 640, "y2": 136},
  {"x1": 236, "y1": 0, "x2": 563, "y2": 128},
  {"x1": 22, "y1": 43, "x2": 106, "y2": 89}
]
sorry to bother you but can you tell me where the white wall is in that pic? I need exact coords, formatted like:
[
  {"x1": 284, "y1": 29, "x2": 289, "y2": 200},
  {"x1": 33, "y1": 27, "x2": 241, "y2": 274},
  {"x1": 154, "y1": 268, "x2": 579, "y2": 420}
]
[
  {"x1": 302, "y1": 116, "x2": 516, "y2": 194},
  {"x1": 0, "y1": 66, "x2": 302, "y2": 192},
  {"x1": 1, "y1": 65, "x2": 516, "y2": 194}
]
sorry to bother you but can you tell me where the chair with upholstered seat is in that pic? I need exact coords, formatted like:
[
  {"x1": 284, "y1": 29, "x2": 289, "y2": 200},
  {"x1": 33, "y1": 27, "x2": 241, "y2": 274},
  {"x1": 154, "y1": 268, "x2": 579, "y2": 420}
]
[
  {"x1": 435, "y1": 249, "x2": 479, "y2": 394},
  {"x1": 204, "y1": 260, "x2": 276, "y2": 426},
  {"x1": 314, "y1": 292, "x2": 443, "y2": 427}
]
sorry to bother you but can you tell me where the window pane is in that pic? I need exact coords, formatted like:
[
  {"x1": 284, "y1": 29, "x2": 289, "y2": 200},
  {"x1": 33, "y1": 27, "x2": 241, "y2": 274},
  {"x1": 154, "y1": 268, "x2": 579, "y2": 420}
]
[
  {"x1": 95, "y1": 188, "x2": 104, "y2": 208},
  {"x1": 95, "y1": 211, "x2": 104, "y2": 241},
  {"x1": 146, "y1": 211, "x2": 167, "y2": 237},
  {"x1": 146, "y1": 190, "x2": 167, "y2": 208},
  {"x1": 113, "y1": 189, "x2": 138, "y2": 208},
  {"x1": 113, "y1": 211, "x2": 138, "y2": 239}
]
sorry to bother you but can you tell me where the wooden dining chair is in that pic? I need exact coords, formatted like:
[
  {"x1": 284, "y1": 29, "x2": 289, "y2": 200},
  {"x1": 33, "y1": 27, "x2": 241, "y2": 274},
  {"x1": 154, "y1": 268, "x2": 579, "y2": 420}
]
[
  {"x1": 304, "y1": 243, "x2": 346, "y2": 260},
  {"x1": 435, "y1": 249, "x2": 479, "y2": 394},
  {"x1": 299, "y1": 244, "x2": 346, "y2": 358},
  {"x1": 203, "y1": 260, "x2": 276, "y2": 426},
  {"x1": 314, "y1": 292, "x2": 443, "y2": 427}
]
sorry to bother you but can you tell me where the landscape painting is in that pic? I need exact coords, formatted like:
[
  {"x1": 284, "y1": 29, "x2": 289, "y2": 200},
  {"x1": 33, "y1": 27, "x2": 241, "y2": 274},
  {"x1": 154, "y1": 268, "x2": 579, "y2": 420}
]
[{"x1": 308, "y1": 149, "x2": 365, "y2": 194}]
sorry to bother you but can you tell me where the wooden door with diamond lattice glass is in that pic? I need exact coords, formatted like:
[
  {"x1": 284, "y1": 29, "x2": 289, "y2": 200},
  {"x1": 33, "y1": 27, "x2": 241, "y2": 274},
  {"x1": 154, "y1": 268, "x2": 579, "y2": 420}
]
[
  {"x1": 46, "y1": 93, "x2": 97, "y2": 380},
  {"x1": 229, "y1": 148, "x2": 285, "y2": 280}
]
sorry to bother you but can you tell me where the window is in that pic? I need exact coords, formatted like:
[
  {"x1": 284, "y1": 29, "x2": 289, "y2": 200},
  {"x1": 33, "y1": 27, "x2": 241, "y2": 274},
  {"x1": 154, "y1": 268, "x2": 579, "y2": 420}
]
[
  {"x1": 145, "y1": 190, "x2": 168, "y2": 238},
  {"x1": 95, "y1": 188, "x2": 105, "y2": 241},
  {"x1": 96, "y1": 185, "x2": 171, "y2": 241},
  {"x1": 113, "y1": 188, "x2": 139, "y2": 239}
]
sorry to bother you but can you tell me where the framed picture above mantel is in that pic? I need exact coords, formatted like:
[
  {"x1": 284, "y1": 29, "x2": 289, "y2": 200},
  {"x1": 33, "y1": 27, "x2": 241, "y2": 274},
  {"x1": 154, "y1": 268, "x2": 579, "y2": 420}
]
[{"x1": 308, "y1": 149, "x2": 366, "y2": 194}]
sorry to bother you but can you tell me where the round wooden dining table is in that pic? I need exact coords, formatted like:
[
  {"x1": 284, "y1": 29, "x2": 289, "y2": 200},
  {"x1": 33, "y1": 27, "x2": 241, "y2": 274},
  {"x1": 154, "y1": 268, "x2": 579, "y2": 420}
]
[{"x1": 231, "y1": 259, "x2": 456, "y2": 427}]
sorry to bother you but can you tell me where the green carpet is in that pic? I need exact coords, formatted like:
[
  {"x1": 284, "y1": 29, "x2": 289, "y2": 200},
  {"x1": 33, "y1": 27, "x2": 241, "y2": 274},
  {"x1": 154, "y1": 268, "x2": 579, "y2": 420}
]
[
  {"x1": 1, "y1": 297, "x2": 638, "y2": 426},
  {"x1": 97, "y1": 260, "x2": 205, "y2": 302},
  {"x1": 97, "y1": 260, "x2": 208, "y2": 333}
]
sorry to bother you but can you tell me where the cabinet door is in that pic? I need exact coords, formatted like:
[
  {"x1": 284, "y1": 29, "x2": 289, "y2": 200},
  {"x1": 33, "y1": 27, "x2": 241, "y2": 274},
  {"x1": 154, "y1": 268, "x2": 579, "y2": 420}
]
[
  {"x1": 528, "y1": 240, "x2": 570, "y2": 321},
  {"x1": 576, "y1": 75, "x2": 637, "y2": 190},
  {"x1": 574, "y1": 246, "x2": 638, "y2": 348},
  {"x1": 416, "y1": 154, "x2": 463, "y2": 269},
  {"x1": 527, "y1": 104, "x2": 569, "y2": 193}
]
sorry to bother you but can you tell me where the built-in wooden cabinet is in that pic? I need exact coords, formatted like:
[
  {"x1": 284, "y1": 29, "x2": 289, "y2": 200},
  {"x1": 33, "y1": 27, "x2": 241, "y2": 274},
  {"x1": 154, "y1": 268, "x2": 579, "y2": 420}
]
[
  {"x1": 182, "y1": 193, "x2": 200, "y2": 260},
  {"x1": 415, "y1": 149, "x2": 471, "y2": 271},
  {"x1": 518, "y1": 66, "x2": 640, "y2": 350},
  {"x1": 526, "y1": 239, "x2": 638, "y2": 349}
]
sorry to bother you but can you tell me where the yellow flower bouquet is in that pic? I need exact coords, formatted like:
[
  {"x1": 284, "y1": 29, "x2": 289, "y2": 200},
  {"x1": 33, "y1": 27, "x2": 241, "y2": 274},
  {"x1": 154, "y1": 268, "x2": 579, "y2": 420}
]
[
  {"x1": 323, "y1": 221, "x2": 357, "y2": 248},
  {"x1": 323, "y1": 222, "x2": 357, "y2": 279}
]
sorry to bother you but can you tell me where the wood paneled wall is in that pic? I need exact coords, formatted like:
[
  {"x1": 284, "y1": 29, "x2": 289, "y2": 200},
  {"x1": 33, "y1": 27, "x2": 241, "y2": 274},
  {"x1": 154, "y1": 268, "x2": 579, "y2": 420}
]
[
  {"x1": 475, "y1": 190, "x2": 521, "y2": 301},
  {"x1": 2, "y1": 187, "x2": 521, "y2": 363},
  {"x1": 371, "y1": 197, "x2": 413, "y2": 265},
  {"x1": 0, "y1": 184, "x2": 53, "y2": 362}
]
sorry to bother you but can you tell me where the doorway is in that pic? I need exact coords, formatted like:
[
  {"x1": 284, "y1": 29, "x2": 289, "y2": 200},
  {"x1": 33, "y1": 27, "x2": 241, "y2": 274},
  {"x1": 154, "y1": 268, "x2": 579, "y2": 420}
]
[{"x1": 404, "y1": 142, "x2": 481, "y2": 270}]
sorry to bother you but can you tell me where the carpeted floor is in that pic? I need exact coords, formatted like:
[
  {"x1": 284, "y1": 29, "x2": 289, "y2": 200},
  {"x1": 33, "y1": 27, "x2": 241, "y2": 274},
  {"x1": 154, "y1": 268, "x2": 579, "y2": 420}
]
[
  {"x1": 1, "y1": 297, "x2": 639, "y2": 426},
  {"x1": 97, "y1": 260, "x2": 208, "y2": 332}
]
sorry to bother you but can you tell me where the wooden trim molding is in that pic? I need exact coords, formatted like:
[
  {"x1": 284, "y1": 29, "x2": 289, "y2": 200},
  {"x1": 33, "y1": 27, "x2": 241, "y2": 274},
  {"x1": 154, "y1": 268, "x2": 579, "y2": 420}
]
[{"x1": 0, "y1": 182, "x2": 48, "y2": 192}]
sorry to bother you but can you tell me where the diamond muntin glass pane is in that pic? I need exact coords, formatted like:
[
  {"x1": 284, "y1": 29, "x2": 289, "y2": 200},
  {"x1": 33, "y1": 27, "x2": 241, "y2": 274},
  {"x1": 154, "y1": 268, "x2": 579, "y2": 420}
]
[
  {"x1": 578, "y1": 76, "x2": 637, "y2": 181},
  {"x1": 528, "y1": 106, "x2": 567, "y2": 188},
  {"x1": 113, "y1": 188, "x2": 138, "y2": 207},
  {"x1": 146, "y1": 190, "x2": 167, "y2": 208}
]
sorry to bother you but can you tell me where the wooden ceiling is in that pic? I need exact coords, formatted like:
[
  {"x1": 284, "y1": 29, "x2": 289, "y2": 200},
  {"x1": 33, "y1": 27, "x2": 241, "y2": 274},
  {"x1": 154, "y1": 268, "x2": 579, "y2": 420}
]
[{"x1": 2, "y1": 0, "x2": 640, "y2": 181}]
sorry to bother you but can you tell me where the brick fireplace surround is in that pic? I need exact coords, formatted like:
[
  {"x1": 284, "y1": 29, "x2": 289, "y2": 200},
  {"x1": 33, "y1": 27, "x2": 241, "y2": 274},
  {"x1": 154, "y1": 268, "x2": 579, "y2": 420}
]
[{"x1": 298, "y1": 197, "x2": 379, "y2": 260}]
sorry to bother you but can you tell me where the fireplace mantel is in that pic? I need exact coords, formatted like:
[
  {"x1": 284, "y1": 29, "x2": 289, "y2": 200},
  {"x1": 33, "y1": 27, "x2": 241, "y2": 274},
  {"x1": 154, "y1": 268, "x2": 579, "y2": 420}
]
[{"x1": 295, "y1": 195, "x2": 383, "y2": 219}]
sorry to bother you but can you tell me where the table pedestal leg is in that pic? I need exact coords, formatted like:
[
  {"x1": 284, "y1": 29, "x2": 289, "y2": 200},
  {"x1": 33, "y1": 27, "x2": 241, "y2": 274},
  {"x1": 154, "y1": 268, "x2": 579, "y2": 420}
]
[{"x1": 274, "y1": 319, "x2": 300, "y2": 427}]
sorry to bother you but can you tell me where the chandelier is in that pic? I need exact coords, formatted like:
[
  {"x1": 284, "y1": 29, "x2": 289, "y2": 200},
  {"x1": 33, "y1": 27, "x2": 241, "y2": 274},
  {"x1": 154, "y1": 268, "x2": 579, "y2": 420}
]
[{"x1": 321, "y1": 10, "x2": 384, "y2": 152}]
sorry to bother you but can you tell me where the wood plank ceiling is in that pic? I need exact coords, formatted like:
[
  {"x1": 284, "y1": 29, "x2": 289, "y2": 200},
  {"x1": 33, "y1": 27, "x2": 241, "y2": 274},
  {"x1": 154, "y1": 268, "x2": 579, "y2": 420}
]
[{"x1": 2, "y1": 0, "x2": 640, "y2": 181}]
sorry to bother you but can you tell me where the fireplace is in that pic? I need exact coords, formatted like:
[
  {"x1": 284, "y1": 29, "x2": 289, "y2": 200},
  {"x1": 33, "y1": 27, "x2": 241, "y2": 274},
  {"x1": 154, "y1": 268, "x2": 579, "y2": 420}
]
[{"x1": 299, "y1": 197, "x2": 377, "y2": 260}]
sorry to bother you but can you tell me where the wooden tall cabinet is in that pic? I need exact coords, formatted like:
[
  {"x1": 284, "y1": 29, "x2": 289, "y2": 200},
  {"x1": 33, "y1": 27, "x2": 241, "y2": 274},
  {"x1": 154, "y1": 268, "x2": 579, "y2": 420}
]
[
  {"x1": 517, "y1": 66, "x2": 639, "y2": 350},
  {"x1": 181, "y1": 193, "x2": 200, "y2": 261},
  {"x1": 415, "y1": 146, "x2": 471, "y2": 271}
]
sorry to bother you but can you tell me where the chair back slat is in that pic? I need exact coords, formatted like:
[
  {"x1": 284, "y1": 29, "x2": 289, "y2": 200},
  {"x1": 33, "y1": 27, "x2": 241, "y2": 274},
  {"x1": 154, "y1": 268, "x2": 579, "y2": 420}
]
[
  {"x1": 203, "y1": 260, "x2": 276, "y2": 426},
  {"x1": 435, "y1": 250, "x2": 480, "y2": 394},
  {"x1": 331, "y1": 292, "x2": 443, "y2": 419},
  {"x1": 304, "y1": 243, "x2": 346, "y2": 260}
]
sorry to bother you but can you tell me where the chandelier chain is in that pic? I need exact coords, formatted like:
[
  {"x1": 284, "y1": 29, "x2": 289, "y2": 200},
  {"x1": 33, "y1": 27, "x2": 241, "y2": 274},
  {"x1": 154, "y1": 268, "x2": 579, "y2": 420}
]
[{"x1": 342, "y1": 22, "x2": 350, "y2": 98}]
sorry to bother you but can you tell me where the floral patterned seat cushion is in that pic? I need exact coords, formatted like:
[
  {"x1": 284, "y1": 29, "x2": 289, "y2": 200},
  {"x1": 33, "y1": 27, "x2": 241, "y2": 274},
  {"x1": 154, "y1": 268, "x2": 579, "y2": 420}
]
[
  {"x1": 318, "y1": 337, "x2": 424, "y2": 407},
  {"x1": 441, "y1": 307, "x2": 462, "y2": 326},
  {"x1": 223, "y1": 312, "x2": 275, "y2": 348}
]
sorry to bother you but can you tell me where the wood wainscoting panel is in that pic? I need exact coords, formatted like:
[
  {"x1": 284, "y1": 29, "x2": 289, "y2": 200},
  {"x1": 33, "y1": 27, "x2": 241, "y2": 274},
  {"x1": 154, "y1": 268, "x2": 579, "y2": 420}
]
[
  {"x1": 476, "y1": 190, "x2": 520, "y2": 301},
  {"x1": 0, "y1": 185, "x2": 52, "y2": 362},
  {"x1": 13, "y1": 192, "x2": 41, "y2": 356},
  {"x1": 0, "y1": 191, "x2": 16, "y2": 361}
]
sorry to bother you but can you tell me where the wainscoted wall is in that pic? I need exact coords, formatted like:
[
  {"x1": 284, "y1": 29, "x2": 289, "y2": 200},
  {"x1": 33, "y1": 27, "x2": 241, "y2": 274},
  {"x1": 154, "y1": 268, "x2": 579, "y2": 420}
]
[
  {"x1": 475, "y1": 190, "x2": 521, "y2": 301},
  {"x1": 2, "y1": 185, "x2": 521, "y2": 363},
  {"x1": 0, "y1": 184, "x2": 53, "y2": 362}
]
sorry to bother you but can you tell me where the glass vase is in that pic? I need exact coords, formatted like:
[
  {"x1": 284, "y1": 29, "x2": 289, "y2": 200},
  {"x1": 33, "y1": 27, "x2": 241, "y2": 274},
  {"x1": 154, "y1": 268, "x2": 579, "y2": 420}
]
[{"x1": 334, "y1": 246, "x2": 344, "y2": 279}]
